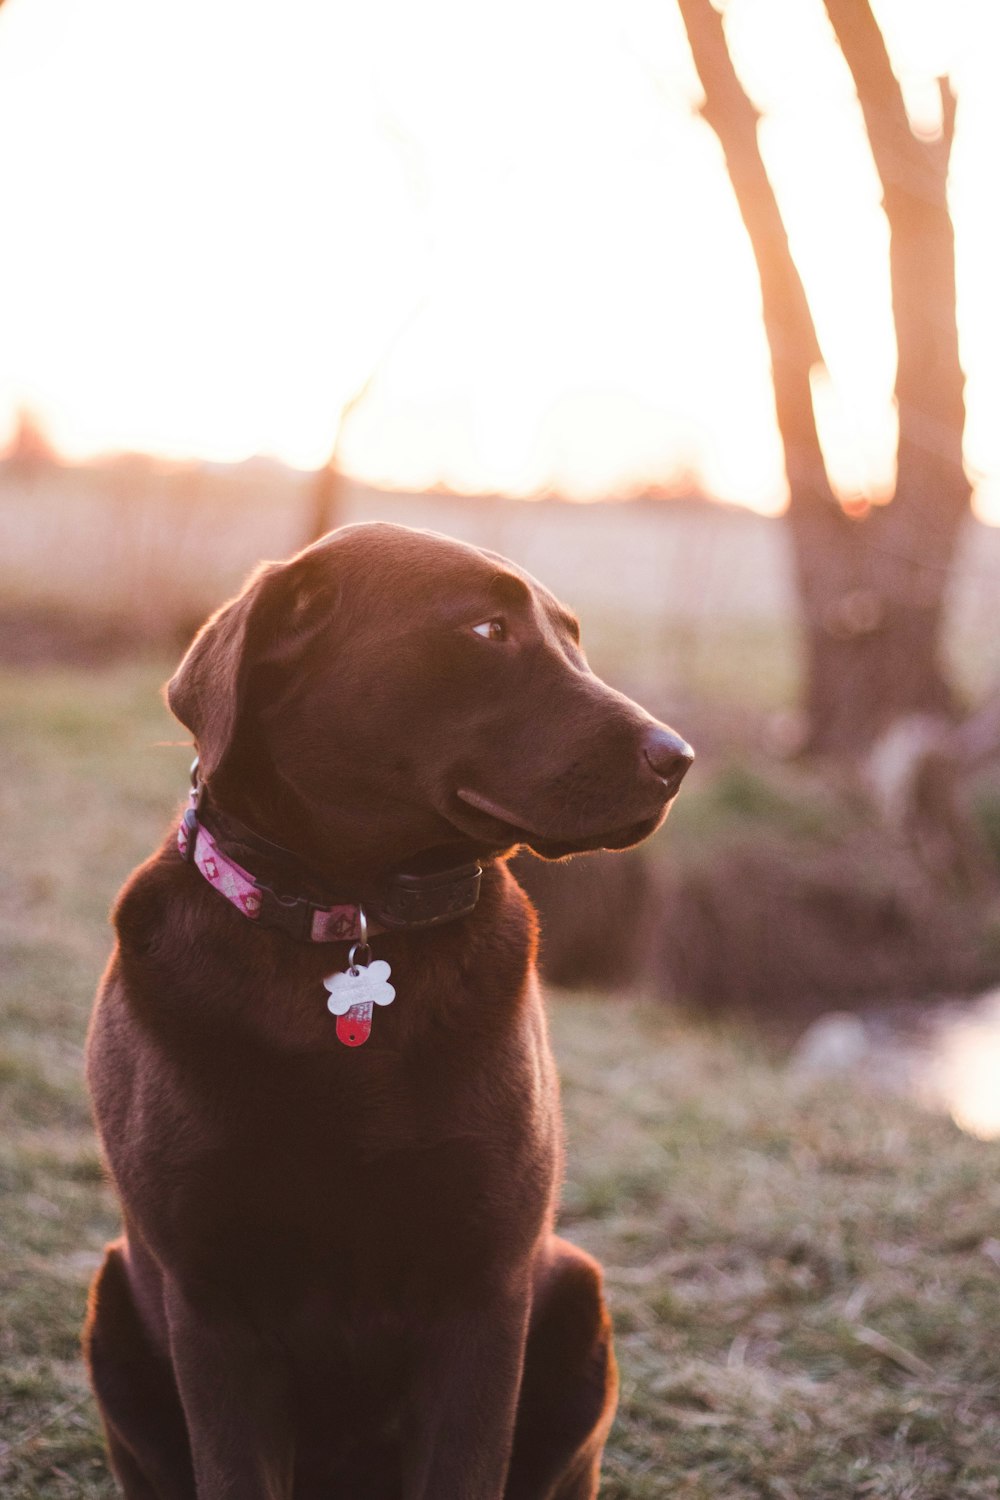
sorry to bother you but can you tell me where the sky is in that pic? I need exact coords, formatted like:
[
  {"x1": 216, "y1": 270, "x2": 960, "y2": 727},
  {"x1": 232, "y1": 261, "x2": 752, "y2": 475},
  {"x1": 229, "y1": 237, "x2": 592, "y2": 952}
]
[{"x1": 0, "y1": 0, "x2": 997, "y2": 521}]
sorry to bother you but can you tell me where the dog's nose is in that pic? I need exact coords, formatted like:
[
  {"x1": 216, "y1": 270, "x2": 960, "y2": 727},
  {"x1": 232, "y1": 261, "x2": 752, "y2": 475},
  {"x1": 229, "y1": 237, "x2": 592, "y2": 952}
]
[{"x1": 643, "y1": 725, "x2": 695, "y2": 790}]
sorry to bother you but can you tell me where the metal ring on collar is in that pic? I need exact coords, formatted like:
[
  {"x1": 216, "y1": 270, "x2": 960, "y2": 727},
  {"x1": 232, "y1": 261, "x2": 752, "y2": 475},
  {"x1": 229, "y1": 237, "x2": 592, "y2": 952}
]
[{"x1": 347, "y1": 908, "x2": 371, "y2": 974}]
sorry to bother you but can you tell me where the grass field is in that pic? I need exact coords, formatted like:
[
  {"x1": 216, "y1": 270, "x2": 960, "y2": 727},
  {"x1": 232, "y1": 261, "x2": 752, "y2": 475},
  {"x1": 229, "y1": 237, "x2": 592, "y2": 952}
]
[{"x1": 2, "y1": 660, "x2": 1000, "y2": 1498}]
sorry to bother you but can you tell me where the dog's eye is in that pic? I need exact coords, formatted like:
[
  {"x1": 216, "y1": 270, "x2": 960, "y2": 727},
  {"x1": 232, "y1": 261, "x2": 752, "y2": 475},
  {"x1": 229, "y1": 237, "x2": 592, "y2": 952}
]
[{"x1": 472, "y1": 619, "x2": 507, "y2": 642}]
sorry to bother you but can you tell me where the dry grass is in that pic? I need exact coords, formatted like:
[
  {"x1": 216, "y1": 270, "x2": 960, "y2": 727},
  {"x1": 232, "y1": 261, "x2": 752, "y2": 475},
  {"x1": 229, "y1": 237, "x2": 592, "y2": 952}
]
[
  {"x1": 2, "y1": 660, "x2": 1000, "y2": 1498},
  {"x1": 555, "y1": 1001, "x2": 1000, "y2": 1499}
]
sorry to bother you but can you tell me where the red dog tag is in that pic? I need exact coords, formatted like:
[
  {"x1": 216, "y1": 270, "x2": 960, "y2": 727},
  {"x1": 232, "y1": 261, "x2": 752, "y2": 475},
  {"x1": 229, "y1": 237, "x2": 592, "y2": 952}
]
[{"x1": 336, "y1": 1002, "x2": 373, "y2": 1047}]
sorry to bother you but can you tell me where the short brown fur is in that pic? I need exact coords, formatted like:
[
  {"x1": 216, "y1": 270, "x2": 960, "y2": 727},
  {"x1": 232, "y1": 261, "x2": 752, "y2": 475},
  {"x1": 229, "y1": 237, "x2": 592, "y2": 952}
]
[{"x1": 84, "y1": 523, "x2": 691, "y2": 1499}]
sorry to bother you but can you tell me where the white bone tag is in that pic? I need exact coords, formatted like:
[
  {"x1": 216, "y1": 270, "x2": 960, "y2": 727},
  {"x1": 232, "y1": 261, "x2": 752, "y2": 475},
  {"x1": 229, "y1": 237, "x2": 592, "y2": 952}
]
[{"x1": 323, "y1": 959, "x2": 395, "y2": 1017}]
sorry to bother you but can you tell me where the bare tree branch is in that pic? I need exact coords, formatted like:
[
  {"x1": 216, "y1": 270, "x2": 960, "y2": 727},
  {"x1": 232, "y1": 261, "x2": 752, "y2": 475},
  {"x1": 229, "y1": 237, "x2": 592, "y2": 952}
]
[
  {"x1": 822, "y1": 0, "x2": 969, "y2": 553},
  {"x1": 676, "y1": 0, "x2": 837, "y2": 528},
  {"x1": 939, "y1": 76, "x2": 958, "y2": 157}
]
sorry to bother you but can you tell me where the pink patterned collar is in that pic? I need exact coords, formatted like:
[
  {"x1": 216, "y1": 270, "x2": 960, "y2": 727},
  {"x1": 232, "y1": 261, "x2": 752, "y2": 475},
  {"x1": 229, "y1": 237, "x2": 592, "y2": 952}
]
[{"x1": 177, "y1": 805, "x2": 366, "y2": 942}]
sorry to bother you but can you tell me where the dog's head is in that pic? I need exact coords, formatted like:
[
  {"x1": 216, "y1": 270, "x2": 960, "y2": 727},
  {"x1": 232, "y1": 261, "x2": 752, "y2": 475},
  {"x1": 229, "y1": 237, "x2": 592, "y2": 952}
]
[{"x1": 168, "y1": 523, "x2": 693, "y2": 878}]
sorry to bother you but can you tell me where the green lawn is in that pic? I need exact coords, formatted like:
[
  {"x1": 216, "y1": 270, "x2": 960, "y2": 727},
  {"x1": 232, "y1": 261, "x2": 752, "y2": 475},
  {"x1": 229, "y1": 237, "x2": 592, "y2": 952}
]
[{"x1": 2, "y1": 662, "x2": 1000, "y2": 1499}]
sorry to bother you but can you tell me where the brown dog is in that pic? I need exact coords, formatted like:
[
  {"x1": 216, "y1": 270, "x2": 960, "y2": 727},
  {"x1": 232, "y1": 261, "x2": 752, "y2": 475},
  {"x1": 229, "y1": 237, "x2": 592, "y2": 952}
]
[{"x1": 84, "y1": 523, "x2": 693, "y2": 1499}]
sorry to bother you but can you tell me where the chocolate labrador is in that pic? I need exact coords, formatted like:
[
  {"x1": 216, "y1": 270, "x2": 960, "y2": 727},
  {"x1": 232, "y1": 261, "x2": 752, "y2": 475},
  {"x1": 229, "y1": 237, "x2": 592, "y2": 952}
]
[{"x1": 84, "y1": 522, "x2": 693, "y2": 1499}]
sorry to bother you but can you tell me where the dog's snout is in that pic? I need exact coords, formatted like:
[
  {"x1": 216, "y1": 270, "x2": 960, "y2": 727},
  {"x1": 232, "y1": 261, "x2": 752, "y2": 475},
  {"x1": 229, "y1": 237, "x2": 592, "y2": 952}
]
[{"x1": 643, "y1": 725, "x2": 695, "y2": 789}]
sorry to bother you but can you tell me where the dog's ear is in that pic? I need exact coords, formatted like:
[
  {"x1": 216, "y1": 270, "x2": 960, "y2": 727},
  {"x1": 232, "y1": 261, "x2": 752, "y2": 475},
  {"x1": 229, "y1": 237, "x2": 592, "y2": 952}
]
[{"x1": 166, "y1": 551, "x2": 335, "y2": 780}]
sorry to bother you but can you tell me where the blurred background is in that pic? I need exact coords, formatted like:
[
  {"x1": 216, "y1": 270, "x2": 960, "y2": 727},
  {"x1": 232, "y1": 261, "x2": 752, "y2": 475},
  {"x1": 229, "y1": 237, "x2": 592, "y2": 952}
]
[{"x1": 2, "y1": 1, "x2": 1000, "y2": 1495}]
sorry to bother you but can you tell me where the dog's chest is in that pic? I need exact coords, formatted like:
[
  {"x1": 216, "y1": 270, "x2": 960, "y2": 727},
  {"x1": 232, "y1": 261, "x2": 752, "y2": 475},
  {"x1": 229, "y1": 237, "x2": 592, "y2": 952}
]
[
  {"x1": 199, "y1": 1043, "x2": 554, "y2": 1290},
  {"x1": 216, "y1": 1130, "x2": 537, "y2": 1335}
]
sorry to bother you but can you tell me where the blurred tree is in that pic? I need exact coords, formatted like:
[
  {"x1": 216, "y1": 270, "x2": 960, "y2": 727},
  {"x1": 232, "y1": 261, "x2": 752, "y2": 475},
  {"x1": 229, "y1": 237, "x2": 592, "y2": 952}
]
[
  {"x1": 302, "y1": 295, "x2": 427, "y2": 548},
  {"x1": 303, "y1": 108, "x2": 429, "y2": 549},
  {"x1": 676, "y1": 0, "x2": 970, "y2": 757},
  {"x1": 1, "y1": 407, "x2": 59, "y2": 480},
  {"x1": 302, "y1": 367, "x2": 380, "y2": 547}
]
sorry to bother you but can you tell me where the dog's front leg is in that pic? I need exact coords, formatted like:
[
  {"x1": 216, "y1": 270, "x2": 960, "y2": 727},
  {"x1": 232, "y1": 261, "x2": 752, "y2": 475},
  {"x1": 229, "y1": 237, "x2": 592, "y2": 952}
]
[
  {"x1": 164, "y1": 1278, "x2": 294, "y2": 1500},
  {"x1": 402, "y1": 1287, "x2": 531, "y2": 1500}
]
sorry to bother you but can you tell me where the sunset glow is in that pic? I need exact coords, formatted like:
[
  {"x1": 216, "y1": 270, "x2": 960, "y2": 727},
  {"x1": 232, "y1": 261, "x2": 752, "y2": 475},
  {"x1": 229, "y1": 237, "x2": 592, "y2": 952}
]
[{"x1": 0, "y1": 0, "x2": 997, "y2": 519}]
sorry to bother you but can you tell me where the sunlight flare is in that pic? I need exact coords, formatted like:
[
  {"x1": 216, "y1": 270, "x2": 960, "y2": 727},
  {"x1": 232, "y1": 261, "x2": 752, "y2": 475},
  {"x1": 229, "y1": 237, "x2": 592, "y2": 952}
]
[{"x1": 0, "y1": 0, "x2": 996, "y2": 517}]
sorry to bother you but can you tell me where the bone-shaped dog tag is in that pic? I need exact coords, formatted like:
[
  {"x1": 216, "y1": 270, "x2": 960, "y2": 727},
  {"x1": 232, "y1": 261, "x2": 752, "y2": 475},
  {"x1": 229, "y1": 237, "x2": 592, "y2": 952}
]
[{"x1": 323, "y1": 960, "x2": 395, "y2": 1047}]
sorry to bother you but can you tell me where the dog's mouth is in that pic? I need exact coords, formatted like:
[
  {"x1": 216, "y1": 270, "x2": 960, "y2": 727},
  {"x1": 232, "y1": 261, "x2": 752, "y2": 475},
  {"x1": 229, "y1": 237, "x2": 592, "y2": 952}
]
[{"x1": 451, "y1": 786, "x2": 672, "y2": 859}]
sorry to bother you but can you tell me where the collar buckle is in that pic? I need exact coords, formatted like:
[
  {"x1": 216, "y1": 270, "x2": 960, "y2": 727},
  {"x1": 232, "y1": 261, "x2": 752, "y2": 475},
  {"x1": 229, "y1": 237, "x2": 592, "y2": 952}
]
[
  {"x1": 180, "y1": 757, "x2": 206, "y2": 864},
  {"x1": 180, "y1": 805, "x2": 201, "y2": 863},
  {"x1": 255, "y1": 882, "x2": 316, "y2": 942}
]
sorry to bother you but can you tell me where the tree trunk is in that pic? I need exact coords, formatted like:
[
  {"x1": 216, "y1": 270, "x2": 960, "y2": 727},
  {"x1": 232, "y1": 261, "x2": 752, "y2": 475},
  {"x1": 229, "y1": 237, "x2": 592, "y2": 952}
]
[
  {"x1": 798, "y1": 552, "x2": 954, "y2": 753},
  {"x1": 676, "y1": 0, "x2": 969, "y2": 755},
  {"x1": 815, "y1": 1, "x2": 969, "y2": 750},
  {"x1": 302, "y1": 459, "x2": 346, "y2": 548}
]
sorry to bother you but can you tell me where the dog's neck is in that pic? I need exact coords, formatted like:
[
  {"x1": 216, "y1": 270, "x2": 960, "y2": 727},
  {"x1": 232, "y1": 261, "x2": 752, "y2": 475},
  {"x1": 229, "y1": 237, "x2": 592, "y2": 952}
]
[{"x1": 178, "y1": 765, "x2": 484, "y2": 943}]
